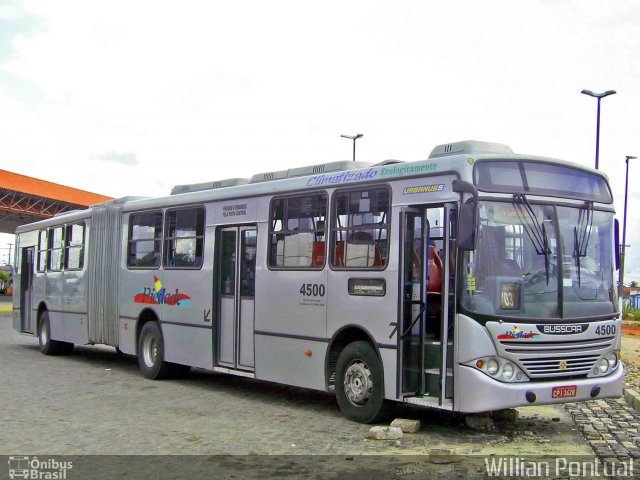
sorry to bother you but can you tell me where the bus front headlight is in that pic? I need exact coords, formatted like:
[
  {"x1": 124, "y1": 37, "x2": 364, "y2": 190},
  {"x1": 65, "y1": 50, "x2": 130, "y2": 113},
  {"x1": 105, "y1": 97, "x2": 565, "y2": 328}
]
[
  {"x1": 607, "y1": 353, "x2": 618, "y2": 369},
  {"x1": 502, "y1": 362, "x2": 515, "y2": 379},
  {"x1": 487, "y1": 359, "x2": 499, "y2": 376},
  {"x1": 598, "y1": 358, "x2": 609, "y2": 374}
]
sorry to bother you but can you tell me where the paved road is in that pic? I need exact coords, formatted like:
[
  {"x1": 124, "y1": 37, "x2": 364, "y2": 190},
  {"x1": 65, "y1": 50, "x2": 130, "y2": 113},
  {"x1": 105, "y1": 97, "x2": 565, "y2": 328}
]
[{"x1": 0, "y1": 312, "x2": 622, "y2": 478}]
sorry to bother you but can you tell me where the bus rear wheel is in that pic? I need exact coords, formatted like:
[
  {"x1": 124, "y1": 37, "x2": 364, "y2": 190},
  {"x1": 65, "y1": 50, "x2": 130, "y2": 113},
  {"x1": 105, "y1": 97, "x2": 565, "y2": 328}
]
[
  {"x1": 335, "y1": 340, "x2": 389, "y2": 424},
  {"x1": 138, "y1": 322, "x2": 190, "y2": 379},
  {"x1": 38, "y1": 312, "x2": 74, "y2": 356}
]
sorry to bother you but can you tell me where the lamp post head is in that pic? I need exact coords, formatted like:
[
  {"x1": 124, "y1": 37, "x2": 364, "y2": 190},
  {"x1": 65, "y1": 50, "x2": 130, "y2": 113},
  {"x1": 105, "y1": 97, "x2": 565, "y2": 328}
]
[
  {"x1": 626, "y1": 155, "x2": 637, "y2": 161},
  {"x1": 581, "y1": 89, "x2": 617, "y2": 99},
  {"x1": 340, "y1": 134, "x2": 363, "y2": 140}
]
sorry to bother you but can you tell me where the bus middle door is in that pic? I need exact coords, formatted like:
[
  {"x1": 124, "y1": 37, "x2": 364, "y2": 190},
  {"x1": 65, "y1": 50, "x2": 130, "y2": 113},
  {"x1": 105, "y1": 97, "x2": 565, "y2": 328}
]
[{"x1": 216, "y1": 225, "x2": 257, "y2": 371}]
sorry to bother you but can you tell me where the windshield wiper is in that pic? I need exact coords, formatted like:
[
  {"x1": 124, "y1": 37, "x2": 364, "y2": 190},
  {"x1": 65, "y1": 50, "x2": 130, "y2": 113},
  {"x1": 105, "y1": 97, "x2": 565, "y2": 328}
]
[
  {"x1": 573, "y1": 201, "x2": 594, "y2": 286},
  {"x1": 514, "y1": 194, "x2": 552, "y2": 284}
]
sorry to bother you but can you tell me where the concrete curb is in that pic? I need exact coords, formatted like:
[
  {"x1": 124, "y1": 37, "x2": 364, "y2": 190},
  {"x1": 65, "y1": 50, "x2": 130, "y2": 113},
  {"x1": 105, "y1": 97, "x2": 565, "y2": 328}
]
[{"x1": 623, "y1": 388, "x2": 640, "y2": 412}]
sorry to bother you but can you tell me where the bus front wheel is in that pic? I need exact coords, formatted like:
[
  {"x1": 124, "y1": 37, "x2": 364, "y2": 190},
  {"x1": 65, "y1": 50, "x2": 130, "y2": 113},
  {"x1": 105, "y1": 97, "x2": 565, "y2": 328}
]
[{"x1": 335, "y1": 341, "x2": 389, "y2": 424}]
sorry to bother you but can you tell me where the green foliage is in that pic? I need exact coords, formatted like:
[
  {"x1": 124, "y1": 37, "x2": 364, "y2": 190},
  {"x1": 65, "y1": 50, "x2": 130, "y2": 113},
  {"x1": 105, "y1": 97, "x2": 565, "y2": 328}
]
[
  {"x1": 625, "y1": 303, "x2": 639, "y2": 320},
  {"x1": 0, "y1": 271, "x2": 11, "y2": 282}
]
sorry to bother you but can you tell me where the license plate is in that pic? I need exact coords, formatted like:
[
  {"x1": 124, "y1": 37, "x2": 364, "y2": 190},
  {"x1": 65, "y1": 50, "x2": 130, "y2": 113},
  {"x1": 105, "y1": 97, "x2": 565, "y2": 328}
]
[{"x1": 552, "y1": 385, "x2": 577, "y2": 398}]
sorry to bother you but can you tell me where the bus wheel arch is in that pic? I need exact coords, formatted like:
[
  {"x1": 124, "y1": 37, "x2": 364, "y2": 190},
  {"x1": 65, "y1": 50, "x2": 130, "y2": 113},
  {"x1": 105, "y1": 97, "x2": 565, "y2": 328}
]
[
  {"x1": 36, "y1": 302, "x2": 48, "y2": 334},
  {"x1": 135, "y1": 308, "x2": 160, "y2": 356},
  {"x1": 326, "y1": 326, "x2": 389, "y2": 423},
  {"x1": 135, "y1": 309, "x2": 190, "y2": 379},
  {"x1": 37, "y1": 307, "x2": 74, "y2": 356}
]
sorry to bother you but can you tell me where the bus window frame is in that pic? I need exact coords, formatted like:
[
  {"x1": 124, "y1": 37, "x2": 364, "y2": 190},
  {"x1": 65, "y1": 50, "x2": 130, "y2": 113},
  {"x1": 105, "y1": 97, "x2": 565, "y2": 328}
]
[
  {"x1": 37, "y1": 229, "x2": 48, "y2": 273},
  {"x1": 47, "y1": 226, "x2": 65, "y2": 272},
  {"x1": 163, "y1": 205, "x2": 205, "y2": 270},
  {"x1": 127, "y1": 210, "x2": 164, "y2": 270},
  {"x1": 329, "y1": 185, "x2": 391, "y2": 271},
  {"x1": 267, "y1": 191, "x2": 328, "y2": 271},
  {"x1": 64, "y1": 222, "x2": 86, "y2": 271}
]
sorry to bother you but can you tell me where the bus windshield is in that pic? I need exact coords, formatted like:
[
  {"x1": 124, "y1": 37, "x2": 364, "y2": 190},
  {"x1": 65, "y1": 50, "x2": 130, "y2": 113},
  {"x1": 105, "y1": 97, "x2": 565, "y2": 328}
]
[{"x1": 461, "y1": 200, "x2": 617, "y2": 320}]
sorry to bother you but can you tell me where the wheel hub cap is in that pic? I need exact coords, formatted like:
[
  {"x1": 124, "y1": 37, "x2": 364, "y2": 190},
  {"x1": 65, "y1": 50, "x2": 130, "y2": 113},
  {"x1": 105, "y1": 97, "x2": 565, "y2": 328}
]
[
  {"x1": 344, "y1": 361, "x2": 373, "y2": 406},
  {"x1": 143, "y1": 335, "x2": 157, "y2": 367}
]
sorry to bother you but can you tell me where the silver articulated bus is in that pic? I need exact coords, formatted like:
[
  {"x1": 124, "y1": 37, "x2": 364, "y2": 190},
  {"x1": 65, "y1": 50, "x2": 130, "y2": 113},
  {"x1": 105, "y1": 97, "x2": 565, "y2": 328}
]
[{"x1": 12, "y1": 140, "x2": 623, "y2": 423}]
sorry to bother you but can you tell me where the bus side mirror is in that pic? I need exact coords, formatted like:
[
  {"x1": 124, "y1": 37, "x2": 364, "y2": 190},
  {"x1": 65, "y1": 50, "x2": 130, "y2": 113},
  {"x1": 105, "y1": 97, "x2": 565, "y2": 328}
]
[
  {"x1": 453, "y1": 180, "x2": 478, "y2": 251},
  {"x1": 458, "y1": 201, "x2": 478, "y2": 251},
  {"x1": 614, "y1": 218, "x2": 620, "y2": 270}
]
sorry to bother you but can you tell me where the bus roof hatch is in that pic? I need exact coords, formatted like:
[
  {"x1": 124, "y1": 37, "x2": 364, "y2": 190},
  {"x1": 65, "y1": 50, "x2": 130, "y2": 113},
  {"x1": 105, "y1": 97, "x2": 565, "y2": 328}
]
[
  {"x1": 428, "y1": 140, "x2": 513, "y2": 159},
  {"x1": 171, "y1": 178, "x2": 250, "y2": 195}
]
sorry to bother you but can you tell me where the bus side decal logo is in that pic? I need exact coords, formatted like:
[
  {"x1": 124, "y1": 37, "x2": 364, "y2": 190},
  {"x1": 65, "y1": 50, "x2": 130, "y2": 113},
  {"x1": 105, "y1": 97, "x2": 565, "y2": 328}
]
[
  {"x1": 403, "y1": 184, "x2": 445, "y2": 195},
  {"x1": 497, "y1": 325, "x2": 539, "y2": 340},
  {"x1": 134, "y1": 276, "x2": 192, "y2": 307}
]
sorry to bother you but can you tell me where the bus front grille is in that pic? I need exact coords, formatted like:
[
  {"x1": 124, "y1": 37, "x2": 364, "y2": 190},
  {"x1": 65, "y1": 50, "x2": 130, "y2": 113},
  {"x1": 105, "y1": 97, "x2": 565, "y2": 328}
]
[
  {"x1": 519, "y1": 354, "x2": 600, "y2": 378},
  {"x1": 496, "y1": 337, "x2": 615, "y2": 379}
]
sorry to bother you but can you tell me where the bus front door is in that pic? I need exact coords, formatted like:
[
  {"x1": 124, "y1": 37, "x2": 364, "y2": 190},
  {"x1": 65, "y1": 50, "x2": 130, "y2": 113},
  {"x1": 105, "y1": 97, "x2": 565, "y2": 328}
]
[
  {"x1": 20, "y1": 247, "x2": 35, "y2": 334},
  {"x1": 217, "y1": 226, "x2": 257, "y2": 371},
  {"x1": 399, "y1": 205, "x2": 454, "y2": 404}
]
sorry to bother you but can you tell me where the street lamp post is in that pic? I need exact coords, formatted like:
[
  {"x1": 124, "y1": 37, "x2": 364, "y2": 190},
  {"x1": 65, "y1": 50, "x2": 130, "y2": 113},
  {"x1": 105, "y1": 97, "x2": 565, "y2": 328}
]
[
  {"x1": 340, "y1": 134, "x2": 363, "y2": 162},
  {"x1": 581, "y1": 89, "x2": 616, "y2": 170},
  {"x1": 619, "y1": 155, "x2": 636, "y2": 290}
]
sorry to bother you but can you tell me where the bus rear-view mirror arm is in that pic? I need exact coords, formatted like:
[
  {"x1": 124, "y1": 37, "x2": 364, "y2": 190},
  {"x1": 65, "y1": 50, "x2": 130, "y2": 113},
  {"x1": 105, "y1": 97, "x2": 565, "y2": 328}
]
[{"x1": 453, "y1": 180, "x2": 479, "y2": 251}]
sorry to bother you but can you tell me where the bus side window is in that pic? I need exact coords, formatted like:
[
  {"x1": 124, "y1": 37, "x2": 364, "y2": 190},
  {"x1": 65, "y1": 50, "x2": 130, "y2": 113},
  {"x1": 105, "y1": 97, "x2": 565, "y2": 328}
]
[
  {"x1": 269, "y1": 193, "x2": 327, "y2": 269},
  {"x1": 331, "y1": 187, "x2": 390, "y2": 269},
  {"x1": 164, "y1": 207, "x2": 205, "y2": 269},
  {"x1": 128, "y1": 211, "x2": 163, "y2": 268}
]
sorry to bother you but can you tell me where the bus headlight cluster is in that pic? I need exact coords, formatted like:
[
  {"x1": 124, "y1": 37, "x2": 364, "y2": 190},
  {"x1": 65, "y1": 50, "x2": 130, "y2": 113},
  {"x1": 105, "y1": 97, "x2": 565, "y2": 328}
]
[
  {"x1": 593, "y1": 353, "x2": 619, "y2": 376},
  {"x1": 472, "y1": 357, "x2": 528, "y2": 383}
]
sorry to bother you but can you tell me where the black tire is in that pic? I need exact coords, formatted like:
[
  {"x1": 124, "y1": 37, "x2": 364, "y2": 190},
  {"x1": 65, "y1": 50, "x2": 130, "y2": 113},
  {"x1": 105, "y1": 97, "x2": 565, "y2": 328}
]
[
  {"x1": 59, "y1": 342, "x2": 75, "y2": 355},
  {"x1": 38, "y1": 311, "x2": 73, "y2": 356},
  {"x1": 137, "y1": 322, "x2": 190, "y2": 379},
  {"x1": 335, "y1": 340, "x2": 389, "y2": 424}
]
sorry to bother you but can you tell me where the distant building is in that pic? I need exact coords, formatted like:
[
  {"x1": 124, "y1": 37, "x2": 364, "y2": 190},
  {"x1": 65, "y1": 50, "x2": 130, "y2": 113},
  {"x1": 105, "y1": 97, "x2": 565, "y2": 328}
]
[{"x1": 623, "y1": 287, "x2": 640, "y2": 310}]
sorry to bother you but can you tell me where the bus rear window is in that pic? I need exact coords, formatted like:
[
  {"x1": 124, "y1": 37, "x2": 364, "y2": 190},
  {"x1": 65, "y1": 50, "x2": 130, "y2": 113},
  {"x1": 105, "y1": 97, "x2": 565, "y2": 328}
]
[{"x1": 474, "y1": 160, "x2": 612, "y2": 203}]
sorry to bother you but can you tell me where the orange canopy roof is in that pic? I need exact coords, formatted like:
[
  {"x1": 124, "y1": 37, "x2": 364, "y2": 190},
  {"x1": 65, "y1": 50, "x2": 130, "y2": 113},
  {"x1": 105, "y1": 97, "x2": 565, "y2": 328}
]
[{"x1": 0, "y1": 169, "x2": 113, "y2": 206}]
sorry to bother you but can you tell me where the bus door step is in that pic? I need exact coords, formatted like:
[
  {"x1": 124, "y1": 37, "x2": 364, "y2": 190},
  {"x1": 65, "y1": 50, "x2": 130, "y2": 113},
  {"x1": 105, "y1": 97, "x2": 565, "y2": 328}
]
[{"x1": 404, "y1": 395, "x2": 453, "y2": 410}]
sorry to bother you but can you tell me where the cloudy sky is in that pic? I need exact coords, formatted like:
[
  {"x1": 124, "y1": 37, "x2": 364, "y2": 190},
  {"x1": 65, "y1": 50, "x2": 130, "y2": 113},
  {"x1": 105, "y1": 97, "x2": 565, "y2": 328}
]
[{"x1": 1, "y1": 0, "x2": 639, "y2": 283}]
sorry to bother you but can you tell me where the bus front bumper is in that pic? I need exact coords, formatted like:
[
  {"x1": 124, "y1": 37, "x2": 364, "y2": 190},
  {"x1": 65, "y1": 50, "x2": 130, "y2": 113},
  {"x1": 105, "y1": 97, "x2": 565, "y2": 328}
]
[{"x1": 455, "y1": 362, "x2": 624, "y2": 413}]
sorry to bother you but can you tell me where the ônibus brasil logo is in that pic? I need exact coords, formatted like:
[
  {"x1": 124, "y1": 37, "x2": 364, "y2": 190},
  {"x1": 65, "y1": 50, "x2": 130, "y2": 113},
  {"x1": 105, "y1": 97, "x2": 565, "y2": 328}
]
[
  {"x1": 8, "y1": 456, "x2": 73, "y2": 479},
  {"x1": 134, "y1": 276, "x2": 192, "y2": 307}
]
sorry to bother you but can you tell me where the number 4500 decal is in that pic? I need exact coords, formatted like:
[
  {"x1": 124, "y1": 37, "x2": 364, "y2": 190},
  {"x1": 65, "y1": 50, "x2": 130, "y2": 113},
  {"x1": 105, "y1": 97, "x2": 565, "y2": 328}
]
[{"x1": 299, "y1": 283, "x2": 326, "y2": 297}]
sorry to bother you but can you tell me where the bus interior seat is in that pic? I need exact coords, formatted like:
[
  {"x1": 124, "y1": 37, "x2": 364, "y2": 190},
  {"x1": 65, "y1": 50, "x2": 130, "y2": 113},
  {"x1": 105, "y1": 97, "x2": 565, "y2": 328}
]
[
  {"x1": 345, "y1": 230, "x2": 383, "y2": 267},
  {"x1": 276, "y1": 233, "x2": 314, "y2": 267},
  {"x1": 427, "y1": 245, "x2": 443, "y2": 294},
  {"x1": 311, "y1": 241, "x2": 325, "y2": 267}
]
